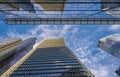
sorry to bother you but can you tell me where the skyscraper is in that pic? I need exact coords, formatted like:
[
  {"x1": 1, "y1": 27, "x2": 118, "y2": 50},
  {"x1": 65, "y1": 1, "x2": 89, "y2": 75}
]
[
  {"x1": 0, "y1": 38, "x2": 22, "y2": 67},
  {"x1": 0, "y1": 37, "x2": 36, "y2": 76},
  {"x1": 3, "y1": 38, "x2": 94, "y2": 77},
  {"x1": 98, "y1": 34, "x2": 120, "y2": 59},
  {"x1": 98, "y1": 34, "x2": 120, "y2": 76}
]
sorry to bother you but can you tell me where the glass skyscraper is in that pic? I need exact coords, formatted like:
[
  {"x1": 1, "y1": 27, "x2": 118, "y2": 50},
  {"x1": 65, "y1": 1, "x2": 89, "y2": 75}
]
[
  {"x1": 98, "y1": 34, "x2": 120, "y2": 59},
  {"x1": 0, "y1": 37, "x2": 36, "y2": 76},
  {"x1": 6, "y1": 38, "x2": 94, "y2": 77},
  {"x1": 98, "y1": 34, "x2": 120, "y2": 76}
]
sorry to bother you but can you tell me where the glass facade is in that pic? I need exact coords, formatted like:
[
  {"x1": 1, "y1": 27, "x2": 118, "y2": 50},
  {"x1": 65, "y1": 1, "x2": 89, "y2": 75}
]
[
  {"x1": 0, "y1": 38, "x2": 22, "y2": 62},
  {"x1": 98, "y1": 34, "x2": 120, "y2": 59},
  {"x1": 9, "y1": 38, "x2": 94, "y2": 77}
]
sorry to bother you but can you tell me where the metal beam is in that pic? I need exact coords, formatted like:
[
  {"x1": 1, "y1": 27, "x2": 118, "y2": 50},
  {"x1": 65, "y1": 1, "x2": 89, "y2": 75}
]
[
  {"x1": 0, "y1": 2, "x2": 120, "y2": 4},
  {"x1": 5, "y1": 18, "x2": 120, "y2": 25}
]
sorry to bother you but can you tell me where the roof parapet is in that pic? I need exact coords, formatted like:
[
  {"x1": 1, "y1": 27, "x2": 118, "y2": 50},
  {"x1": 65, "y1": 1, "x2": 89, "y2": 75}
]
[{"x1": 38, "y1": 38, "x2": 65, "y2": 48}]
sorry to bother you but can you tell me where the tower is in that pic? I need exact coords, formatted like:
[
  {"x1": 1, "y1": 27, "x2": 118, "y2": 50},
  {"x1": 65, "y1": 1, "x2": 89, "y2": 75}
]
[
  {"x1": 0, "y1": 37, "x2": 36, "y2": 76},
  {"x1": 98, "y1": 34, "x2": 120, "y2": 59},
  {"x1": 3, "y1": 38, "x2": 94, "y2": 77},
  {"x1": 98, "y1": 34, "x2": 120, "y2": 76}
]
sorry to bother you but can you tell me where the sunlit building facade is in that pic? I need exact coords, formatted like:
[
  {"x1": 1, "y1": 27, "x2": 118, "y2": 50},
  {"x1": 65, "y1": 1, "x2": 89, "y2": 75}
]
[
  {"x1": 35, "y1": 0, "x2": 66, "y2": 11},
  {"x1": 7, "y1": 38, "x2": 94, "y2": 77},
  {"x1": 0, "y1": 37, "x2": 36, "y2": 76}
]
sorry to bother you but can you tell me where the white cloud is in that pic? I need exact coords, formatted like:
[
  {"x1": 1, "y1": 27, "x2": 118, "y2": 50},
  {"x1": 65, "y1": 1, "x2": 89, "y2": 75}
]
[
  {"x1": 59, "y1": 25, "x2": 71, "y2": 37},
  {"x1": 7, "y1": 25, "x2": 71, "y2": 44},
  {"x1": 109, "y1": 25, "x2": 120, "y2": 31},
  {"x1": 91, "y1": 66, "x2": 109, "y2": 77}
]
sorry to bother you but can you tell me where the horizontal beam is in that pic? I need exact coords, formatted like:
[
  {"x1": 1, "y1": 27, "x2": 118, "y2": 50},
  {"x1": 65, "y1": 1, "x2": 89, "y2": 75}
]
[
  {"x1": 1, "y1": 10, "x2": 120, "y2": 11},
  {"x1": 5, "y1": 18, "x2": 120, "y2": 25},
  {"x1": 0, "y1": 2, "x2": 120, "y2": 4}
]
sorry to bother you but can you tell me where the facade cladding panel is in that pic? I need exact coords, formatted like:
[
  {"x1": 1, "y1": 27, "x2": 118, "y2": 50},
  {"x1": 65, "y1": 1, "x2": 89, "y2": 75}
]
[
  {"x1": 35, "y1": 0, "x2": 65, "y2": 11},
  {"x1": 0, "y1": 37, "x2": 36, "y2": 76},
  {"x1": 9, "y1": 38, "x2": 94, "y2": 77}
]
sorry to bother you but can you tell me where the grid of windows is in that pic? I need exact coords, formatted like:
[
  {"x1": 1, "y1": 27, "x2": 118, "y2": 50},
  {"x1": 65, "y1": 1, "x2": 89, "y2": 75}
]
[{"x1": 10, "y1": 47, "x2": 94, "y2": 77}]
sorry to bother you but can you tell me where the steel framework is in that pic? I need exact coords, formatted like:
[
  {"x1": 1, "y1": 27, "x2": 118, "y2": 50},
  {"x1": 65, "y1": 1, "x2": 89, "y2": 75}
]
[{"x1": 0, "y1": 0, "x2": 120, "y2": 25}]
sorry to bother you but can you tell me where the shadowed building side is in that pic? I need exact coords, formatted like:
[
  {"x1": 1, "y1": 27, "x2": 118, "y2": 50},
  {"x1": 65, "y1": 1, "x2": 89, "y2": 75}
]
[
  {"x1": 0, "y1": 38, "x2": 22, "y2": 63},
  {"x1": 116, "y1": 67, "x2": 120, "y2": 76}
]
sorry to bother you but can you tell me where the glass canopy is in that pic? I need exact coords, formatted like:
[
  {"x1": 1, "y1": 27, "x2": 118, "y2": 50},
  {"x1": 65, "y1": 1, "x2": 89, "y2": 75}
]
[{"x1": 0, "y1": 0, "x2": 120, "y2": 25}]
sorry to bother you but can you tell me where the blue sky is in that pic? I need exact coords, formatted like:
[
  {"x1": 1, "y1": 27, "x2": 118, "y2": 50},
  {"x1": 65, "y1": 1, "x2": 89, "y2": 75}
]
[
  {"x1": 1, "y1": 20, "x2": 120, "y2": 77},
  {"x1": 0, "y1": 0, "x2": 120, "y2": 77}
]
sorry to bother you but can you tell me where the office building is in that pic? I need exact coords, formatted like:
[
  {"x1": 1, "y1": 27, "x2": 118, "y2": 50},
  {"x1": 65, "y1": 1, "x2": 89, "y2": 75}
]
[
  {"x1": 101, "y1": 0, "x2": 120, "y2": 17},
  {"x1": 98, "y1": 34, "x2": 120, "y2": 59},
  {"x1": 35, "y1": 0, "x2": 66, "y2": 11},
  {"x1": 0, "y1": 37, "x2": 36, "y2": 76},
  {"x1": 0, "y1": 38, "x2": 22, "y2": 66},
  {"x1": 4, "y1": 38, "x2": 94, "y2": 77},
  {"x1": 98, "y1": 34, "x2": 120, "y2": 76}
]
